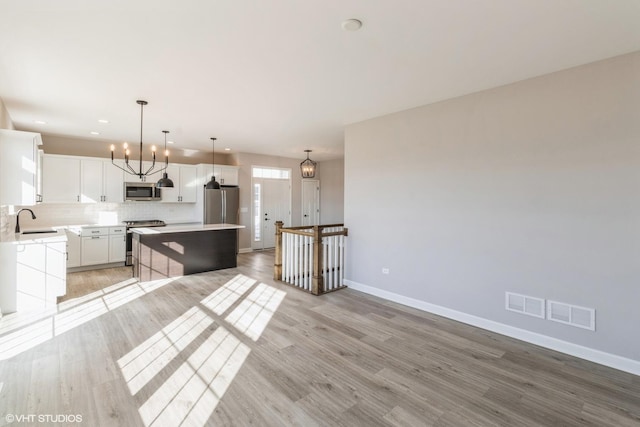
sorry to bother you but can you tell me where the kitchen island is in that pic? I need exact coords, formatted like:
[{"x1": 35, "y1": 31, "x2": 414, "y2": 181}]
[{"x1": 130, "y1": 223, "x2": 244, "y2": 281}]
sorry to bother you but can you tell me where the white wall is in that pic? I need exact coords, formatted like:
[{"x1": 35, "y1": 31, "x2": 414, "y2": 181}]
[
  {"x1": 0, "y1": 97, "x2": 14, "y2": 130},
  {"x1": 344, "y1": 52, "x2": 640, "y2": 365}
]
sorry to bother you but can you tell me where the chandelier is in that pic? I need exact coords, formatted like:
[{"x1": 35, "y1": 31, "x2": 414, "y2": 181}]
[
  {"x1": 110, "y1": 100, "x2": 172, "y2": 186},
  {"x1": 300, "y1": 149, "x2": 317, "y2": 178}
]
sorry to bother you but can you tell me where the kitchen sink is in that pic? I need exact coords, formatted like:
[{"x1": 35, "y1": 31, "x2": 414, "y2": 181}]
[{"x1": 21, "y1": 229, "x2": 56, "y2": 235}]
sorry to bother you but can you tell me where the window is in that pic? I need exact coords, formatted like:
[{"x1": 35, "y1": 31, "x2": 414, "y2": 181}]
[{"x1": 252, "y1": 167, "x2": 290, "y2": 180}]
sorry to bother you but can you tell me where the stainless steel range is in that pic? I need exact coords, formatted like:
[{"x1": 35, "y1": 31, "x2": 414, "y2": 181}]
[{"x1": 124, "y1": 219, "x2": 166, "y2": 265}]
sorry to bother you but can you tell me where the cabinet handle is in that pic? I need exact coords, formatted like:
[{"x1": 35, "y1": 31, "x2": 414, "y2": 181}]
[
  {"x1": 92, "y1": 236, "x2": 100, "y2": 239},
  {"x1": 77, "y1": 195, "x2": 80, "y2": 202}
]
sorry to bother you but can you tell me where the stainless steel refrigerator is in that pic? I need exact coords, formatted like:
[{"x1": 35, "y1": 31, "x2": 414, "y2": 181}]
[{"x1": 204, "y1": 186, "x2": 240, "y2": 224}]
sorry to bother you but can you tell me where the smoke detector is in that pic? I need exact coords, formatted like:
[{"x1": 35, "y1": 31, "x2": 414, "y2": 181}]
[{"x1": 342, "y1": 19, "x2": 362, "y2": 31}]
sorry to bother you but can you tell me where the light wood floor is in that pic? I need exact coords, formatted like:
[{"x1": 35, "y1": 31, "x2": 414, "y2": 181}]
[{"x1": 1, "y1": 251, "x2": 639, "y2": 426}]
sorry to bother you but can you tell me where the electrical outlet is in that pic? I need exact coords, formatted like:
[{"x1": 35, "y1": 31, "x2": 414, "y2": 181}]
[{"x1": 382, "y1": 268, "x2": 390, "y2": 275}]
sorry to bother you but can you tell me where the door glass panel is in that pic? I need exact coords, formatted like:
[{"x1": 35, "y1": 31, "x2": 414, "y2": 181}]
[{"x1": 253, "y1": 183, "x2": 261, "y2": 242}]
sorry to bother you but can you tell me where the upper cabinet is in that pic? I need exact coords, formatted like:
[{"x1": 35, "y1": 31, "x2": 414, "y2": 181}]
[
  {"x1": 0, "y1": 129, "x2": 43, "y2": 206},
  {"x1": 42, "y1": 155, "x2": 81, "y2": 203},
  {"x1": 42, "y1": 155, "x2": 124, "y2": 203},
  {"x1": 160, "y1": 164, "x2": 197, "y2": 203},
  {"x1": 81, "y1": 159, "x2": 124, "y2": 203},
  {"x1": 199, "y1": 164, "x2": 239, "y2": 186}
]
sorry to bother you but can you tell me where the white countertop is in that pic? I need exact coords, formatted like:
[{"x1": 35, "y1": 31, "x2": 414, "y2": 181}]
[
  {"x1": 0, "y1": 228, "x2": 67, "y2": 244},
  {"x1": 130, "y1": 223, "x2": 245, "y2": 235}
]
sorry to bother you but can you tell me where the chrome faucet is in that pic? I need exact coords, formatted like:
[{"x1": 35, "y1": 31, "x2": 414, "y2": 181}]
[{"x1": 15, "y1": 208, "x2": 36, "y2": 233}]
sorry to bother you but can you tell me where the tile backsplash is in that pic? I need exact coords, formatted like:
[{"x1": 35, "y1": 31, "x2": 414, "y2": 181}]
[{"x1": 4, "y1": 202, "x2": 200, "y2": 229}]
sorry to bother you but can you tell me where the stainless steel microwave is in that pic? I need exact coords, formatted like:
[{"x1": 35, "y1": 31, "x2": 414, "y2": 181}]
[{"x1": 124, "y1": 182, "x2": 161, "y2": 201}]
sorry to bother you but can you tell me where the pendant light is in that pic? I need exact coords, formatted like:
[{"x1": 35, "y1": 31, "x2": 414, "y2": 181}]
[
  {"x1": 300, "y1": 149, "x2": 317, "y2": 178},
  {"x1": 205, "y1": 137, "x2": 220, "y2": 189},
  {"x1": 156, "y1": 130, "x2": 174, "y2": 188},
  {"x1": 110, "y1": 100, "x2": 170, "y2": 180}
]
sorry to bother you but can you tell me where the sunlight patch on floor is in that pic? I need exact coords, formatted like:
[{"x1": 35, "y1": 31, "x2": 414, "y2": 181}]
[
  {"x1": 118, "y1": 306, "x2": 214, "y2": 395},
  {"x1": 54, "y1": 298, "x2": 109, "y2": 335},
  {"x1": 225, "y1": 282, "x2": 286, "y2": 341},
  {"x1": 121, "y1": 274, "x2": 286, "y2": 427},
  {"x1": 0, "y1": 317, "x2": 53, "y2": 360},
  {"x1": 0, "y1": 306, "x2": 57, "y2": 336},
  {"x1": 0, "y1": 277, "x2": 177, "y2": 361},
  {"x1": 138, "y1": 326, "x2": 250, "y2": 427},
  {"x1": 200, "y1": 274, "x2": 257, "y2": 315}
]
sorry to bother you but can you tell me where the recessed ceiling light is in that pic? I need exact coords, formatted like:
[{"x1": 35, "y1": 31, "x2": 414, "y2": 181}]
[
  {"x1": 34, "y1": 120, "x2": 47, "y2": 124},
  {"x1": 90, "y1": 131, "x2": 100, "y2": 135},
  {"x1": 342, "y1": 18, "x2": 362, "y2": 31},
  {"x1": 98, "y1": 119, "x2": 109, "y2": 124},
  {"x1": 167, "y1": 140, "x2": 175, "y2": 144},
  {"x1": 224, "y1": 148, "x2": 231, "y2": 151}
]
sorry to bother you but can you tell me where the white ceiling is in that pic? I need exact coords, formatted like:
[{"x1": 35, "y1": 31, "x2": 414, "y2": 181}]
[{"x1": 1, "y1": 0, "x2": 640, "y2": 161}]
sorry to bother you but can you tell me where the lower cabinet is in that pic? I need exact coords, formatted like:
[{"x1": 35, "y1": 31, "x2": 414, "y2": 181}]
[
  {"x1": 82, "y1": 235, "x2": 110, "y2": 265},
  {"x1": 77, "y1": 226, "x2": 126, "y2": 268},
  {"x1": 108, "y1": 227, "x2": 126, "y2": 263},
  {"x1": 65, "y1": 230, "x2": 81, "y2": 268},
  {"x1": 0, "y1": 237, "x2": 66, "y2": 313}
]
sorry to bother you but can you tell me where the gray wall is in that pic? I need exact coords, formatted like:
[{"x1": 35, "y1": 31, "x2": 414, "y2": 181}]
[
  {"x1": 344, "y1": 51, "x2": 640, "y2": 361},
  {"x1": 316, "y1": 158, "x2": 344, "y2": 224}
]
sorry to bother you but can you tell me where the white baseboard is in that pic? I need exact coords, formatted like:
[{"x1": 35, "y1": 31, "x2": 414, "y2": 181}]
[
  {"x1": 238, "y1": 248, "x2": 253, "y2": 254},
  {"x1": 344, "y1": 279, "x2": 640, "y2": 377}
]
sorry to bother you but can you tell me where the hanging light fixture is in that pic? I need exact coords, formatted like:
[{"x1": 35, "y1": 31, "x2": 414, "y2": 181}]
[
  {"x1": 300, "y1": 149, "x2": 317, "y2": 178},
  {"x1": 110, "y1": 100, "x2": 169, "y2": 180},
  {"x1": 205, "y1": 137, "x2": 220, "y2": 189},
  {"x1": 155, "y1": 130, "x2": 174, "y2": 188}
]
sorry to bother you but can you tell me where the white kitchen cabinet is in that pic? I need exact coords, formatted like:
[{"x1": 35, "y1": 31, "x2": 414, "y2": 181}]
[
  {"x1": 0, "y1": 234, "x2": 67, "y2": 313},
  {"x1": 81, "y1": 159, "x2": 124, "y2": 203},
  {"x1": 0, "y1": 129, "x2": 43, "y2": 206},
  {"x1": 198, "y1": 164, "x2": 239, "y2": 186},
  {"x1": 124, "y1": 160, "x2": 157, "y2": 183},
  {"x1": 160, "y1": 164, "x2": 197, "y2": 203},
  {"x1": 218, "y1": 165, "x2": 239, "y2": 186},
  {"x1": 81, "y1": 227, "x2": 109, "y2": 265},
  {"x1": 65, "y1": 229, "x2": 82, "y2": 268},
  {"x1": 75, "y1": 226, "x2": 125, "y2": 268},
  {"x1": 42, "y1": 155, "x2": 81, "y2": 203},
  {"x1": 82, "y1": 236, "x2": 109, "y2": 265},
  {"x1": 103, "y1": 160, "x2": 125, "y2": 202},
  {"x1": 43, "y1": 155, "x2": 124, "y2": 204},
  {"x1": 81, "y1": 158, "x2": 104, "y2": 203},
  {"x1": 108, "y1": 226, "x2": 126, "y2": 262}
]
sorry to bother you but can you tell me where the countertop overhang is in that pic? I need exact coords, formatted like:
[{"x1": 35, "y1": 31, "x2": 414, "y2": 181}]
[
  {"x1": 0, "y1": 228, "x2": 67, "y2": 244},
  {"x1": 129, "y1": 223, "x2": 245, "y2": 235}
]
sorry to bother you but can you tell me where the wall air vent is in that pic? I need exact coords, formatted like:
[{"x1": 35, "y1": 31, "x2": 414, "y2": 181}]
[
  {"x1": 505, "y1": 292, "x2": 545, "y2": 319},
  {"x1": 547, "y1": 300, "x2": 595, "y2": 331}
]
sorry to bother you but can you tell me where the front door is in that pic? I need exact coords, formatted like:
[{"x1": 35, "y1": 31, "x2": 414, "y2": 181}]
[{"x1": 252, "y1": 167, "x2": 291, "y2": 250}]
